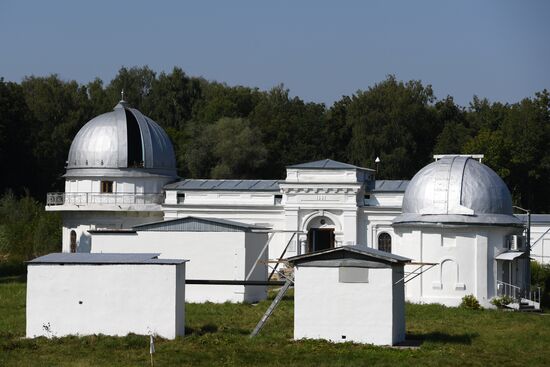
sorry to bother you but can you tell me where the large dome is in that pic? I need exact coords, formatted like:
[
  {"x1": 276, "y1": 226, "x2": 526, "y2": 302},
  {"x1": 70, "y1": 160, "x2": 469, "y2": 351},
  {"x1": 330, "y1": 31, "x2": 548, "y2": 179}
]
[
  {"x1": 66, "y1": 101, "x2": 177, "y2": 177},
  {"x1": 393, "y1": 156, "x2": 522, "y2": 226}
]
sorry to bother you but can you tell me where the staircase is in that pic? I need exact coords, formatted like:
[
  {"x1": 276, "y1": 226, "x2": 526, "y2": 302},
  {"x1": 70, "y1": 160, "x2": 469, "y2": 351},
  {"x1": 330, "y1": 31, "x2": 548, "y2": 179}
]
[{"x1": 497, "y1": 280, "x2": 542, "y2": 312}]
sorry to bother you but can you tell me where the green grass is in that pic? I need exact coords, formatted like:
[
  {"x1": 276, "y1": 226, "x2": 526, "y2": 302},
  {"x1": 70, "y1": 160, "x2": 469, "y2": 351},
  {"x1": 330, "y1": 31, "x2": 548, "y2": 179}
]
[{"x1": 2, "y1": 276, "x2": 550, "y2": 367}]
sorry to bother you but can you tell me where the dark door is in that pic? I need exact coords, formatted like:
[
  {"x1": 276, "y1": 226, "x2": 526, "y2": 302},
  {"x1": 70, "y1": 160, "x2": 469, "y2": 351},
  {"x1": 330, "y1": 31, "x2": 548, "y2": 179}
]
[{"x1": 307, "y1": 228, "x2": 335, "y2": 253}]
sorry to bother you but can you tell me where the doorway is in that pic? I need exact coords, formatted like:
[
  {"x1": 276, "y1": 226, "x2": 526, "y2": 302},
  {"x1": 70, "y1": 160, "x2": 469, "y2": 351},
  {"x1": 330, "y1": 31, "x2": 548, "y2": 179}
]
[
  {"x1": 70, "y1": 230, "x2": 77, "y2": 253},
  {"x1": 307, "y1": 228, "x2": 335, "y2": 253}
]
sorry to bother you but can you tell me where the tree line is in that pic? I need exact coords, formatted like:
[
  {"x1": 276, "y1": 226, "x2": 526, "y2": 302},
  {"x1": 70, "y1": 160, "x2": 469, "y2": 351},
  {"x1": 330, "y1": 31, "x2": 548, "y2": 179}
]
[{"x1": 1, "y1": 66, "x2": 549, "y2": 212}]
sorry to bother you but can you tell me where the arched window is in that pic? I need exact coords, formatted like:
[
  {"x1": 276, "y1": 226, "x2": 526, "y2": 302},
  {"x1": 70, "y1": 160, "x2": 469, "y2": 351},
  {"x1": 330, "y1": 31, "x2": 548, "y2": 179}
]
[
  {"x1": 378, "y1": 232, "x2": 392, "y2": 253},
  {"x1": 70, "y1": 230, "x2": 77, "y2": 253}
]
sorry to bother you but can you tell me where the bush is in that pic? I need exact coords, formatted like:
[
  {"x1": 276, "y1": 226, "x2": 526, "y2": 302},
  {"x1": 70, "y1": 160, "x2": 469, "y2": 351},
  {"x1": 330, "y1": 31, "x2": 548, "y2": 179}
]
[
  {"x1": 0, "y1": 191, "x2": 61, "y2": 263},
  {"x1": 460, "y1": 294, "x2": 482, "y2": 310},
  {"x1": 531, "y1": 261, "x2": 550, "y2": 308},
  {"x1": 490, "y1": 295, "x2": 514, "y2": 308}
]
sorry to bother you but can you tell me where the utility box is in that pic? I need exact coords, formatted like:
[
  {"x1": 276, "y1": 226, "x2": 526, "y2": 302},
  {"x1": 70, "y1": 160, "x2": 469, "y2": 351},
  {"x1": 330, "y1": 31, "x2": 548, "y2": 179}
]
[
  {"x1": 288, "y1": 246, "x2": 410, "y2": 345},
  {"x1": 26, "y1": 253, "x2": 187, "y2": 339}
]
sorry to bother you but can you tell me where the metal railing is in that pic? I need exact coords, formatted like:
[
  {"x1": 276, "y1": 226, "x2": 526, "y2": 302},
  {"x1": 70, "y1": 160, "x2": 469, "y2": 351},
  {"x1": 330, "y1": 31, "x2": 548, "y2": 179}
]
[
  {"x1": 46, "y1": 192, "x2": 164, "y2": 206},
  {"x1": 497, "y1": 280, "x2": 521, "y2": 300},
  {"x1": 497, "y1": 280, "x2": 542, "y2": 306}
]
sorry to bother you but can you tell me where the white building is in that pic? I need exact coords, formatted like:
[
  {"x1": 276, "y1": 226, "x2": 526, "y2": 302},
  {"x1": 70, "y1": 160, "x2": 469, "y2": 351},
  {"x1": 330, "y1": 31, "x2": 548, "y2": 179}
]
[
  {"x1": 289, "y1": 246, "x2": 410, "y2": 345},
  {"x1": 26, "y1": 253, "x2": 186, "y2": 339},
  {"x1": 89, "y1": 216, "x2": 268, "y2": 303},
  {"x1": 46, "y1": 101, "x2": 548, "y2": 307}
]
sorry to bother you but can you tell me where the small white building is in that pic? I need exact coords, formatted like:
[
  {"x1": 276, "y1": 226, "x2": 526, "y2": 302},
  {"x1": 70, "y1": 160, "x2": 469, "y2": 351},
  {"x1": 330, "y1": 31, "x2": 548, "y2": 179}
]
[
  {"x1": 288, "y1": 246, "x2": 411, "y2": 345},
  {"x1": 89, "y1": 216, "x2": 268, "y2": 303},
  {"x1": 26, "y1": 253, "x2": 187, "y2": 339}
]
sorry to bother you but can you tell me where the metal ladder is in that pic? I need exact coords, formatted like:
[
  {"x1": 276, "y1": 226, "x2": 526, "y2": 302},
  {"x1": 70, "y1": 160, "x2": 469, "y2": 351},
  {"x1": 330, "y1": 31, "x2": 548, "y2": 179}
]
[{"x1": 250, "y1": 277, "x2": 293, "y2": 337}]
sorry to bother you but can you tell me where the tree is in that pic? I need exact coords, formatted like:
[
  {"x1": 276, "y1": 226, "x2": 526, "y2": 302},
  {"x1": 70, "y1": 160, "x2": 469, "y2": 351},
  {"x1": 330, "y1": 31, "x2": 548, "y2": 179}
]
[
  {"x1": 344, "y1": 75, "x2": 440, "y2": 178},
  {"x1": 184, "y1": 117, "x2": 267, "y2": 179}
]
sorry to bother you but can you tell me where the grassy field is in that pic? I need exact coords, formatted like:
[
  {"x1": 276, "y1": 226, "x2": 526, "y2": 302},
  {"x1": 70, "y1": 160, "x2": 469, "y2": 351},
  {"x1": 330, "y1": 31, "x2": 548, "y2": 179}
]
[{"x1": 2, "y1": 275, "x2": 550, "y2": 367}]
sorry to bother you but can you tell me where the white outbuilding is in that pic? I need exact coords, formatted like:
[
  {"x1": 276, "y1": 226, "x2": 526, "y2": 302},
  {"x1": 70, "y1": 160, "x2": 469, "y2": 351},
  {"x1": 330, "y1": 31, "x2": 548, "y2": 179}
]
[
  {"x1": 288, "y1": 246, "x2": 411, "y2": 345},
  {"x1": 26, "y1": 253, "x2": 187, "y2": 339},
  {"x1": 89, "y1": 216, "x2": 269, "y2": 303}
]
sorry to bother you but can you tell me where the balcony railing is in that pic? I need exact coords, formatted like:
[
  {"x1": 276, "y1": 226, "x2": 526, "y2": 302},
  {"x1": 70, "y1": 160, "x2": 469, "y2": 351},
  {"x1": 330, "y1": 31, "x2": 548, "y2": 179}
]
[{"x1": 46, "y1": 192, "x2": 164, "y2": 206}]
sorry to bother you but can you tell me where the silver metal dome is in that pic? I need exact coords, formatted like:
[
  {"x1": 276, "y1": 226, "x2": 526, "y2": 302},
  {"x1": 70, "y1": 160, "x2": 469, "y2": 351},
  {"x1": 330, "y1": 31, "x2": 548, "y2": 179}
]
[
  {"x1": 66, "y1": 101, "x2": 177, "y2": 177},
  {"x1": 393, "y1": 156, "x2": 522, "y2": 226}
]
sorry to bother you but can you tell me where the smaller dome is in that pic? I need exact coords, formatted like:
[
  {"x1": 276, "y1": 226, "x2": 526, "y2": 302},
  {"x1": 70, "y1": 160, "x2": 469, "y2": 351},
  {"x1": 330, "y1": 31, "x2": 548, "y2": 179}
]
[
  {"x1": 393, "y1": 156, "x2": 522, "y2": 226},
  {"x1": 66, "y1": 101, "x2": 177, "y2": 178}
]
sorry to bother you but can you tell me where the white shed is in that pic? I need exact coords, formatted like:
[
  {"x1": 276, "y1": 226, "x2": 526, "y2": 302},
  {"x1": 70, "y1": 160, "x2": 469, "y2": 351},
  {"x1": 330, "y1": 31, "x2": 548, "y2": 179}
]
[
  {"x1": 26, "y1": 253, "x2": 187, "y2": 339},
  {"x1": 288, "y1": 246, "x2": 411, "y2": 346},
  {"x1": 89, "y1": 217, "x2": 269, "y2": 303}
]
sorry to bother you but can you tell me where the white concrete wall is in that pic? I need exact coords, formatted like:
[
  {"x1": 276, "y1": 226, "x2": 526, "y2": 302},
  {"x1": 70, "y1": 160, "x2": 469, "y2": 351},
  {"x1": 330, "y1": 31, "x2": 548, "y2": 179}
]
[
  {"x1": 65, "y1": 176, "x2": 172, "y2": 194},
  {"x1": 530, "y1": 223, "x2": 550, "y2": 264},
  {"x1": 26, "y1": 263, "x2": 185, "y2": 339},
  {"x1": 392, "y1": 225, "x2": 521, "y2": 307},
  {"x1": 91, "y1": 231, "x2": 267, "y2": 303},
  {"x1": 294, "y1": 265, "x2": 405, "y2": 345},
  {"x1": 62, "y1": 211, "x2": 163, "y2": 252}
]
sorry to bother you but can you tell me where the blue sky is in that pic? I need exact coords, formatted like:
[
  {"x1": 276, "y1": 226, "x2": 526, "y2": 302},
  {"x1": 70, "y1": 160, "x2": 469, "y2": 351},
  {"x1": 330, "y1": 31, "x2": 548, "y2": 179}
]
[{"x1": 1, "y1": 0, "x2": 548, "y2": 107}]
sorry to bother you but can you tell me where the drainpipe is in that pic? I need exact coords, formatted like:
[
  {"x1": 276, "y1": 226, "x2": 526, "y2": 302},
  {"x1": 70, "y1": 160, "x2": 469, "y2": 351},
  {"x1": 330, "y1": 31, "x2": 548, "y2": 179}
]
[{"x1": 513, "y1": 206, "x2": 531, "y2": 295}]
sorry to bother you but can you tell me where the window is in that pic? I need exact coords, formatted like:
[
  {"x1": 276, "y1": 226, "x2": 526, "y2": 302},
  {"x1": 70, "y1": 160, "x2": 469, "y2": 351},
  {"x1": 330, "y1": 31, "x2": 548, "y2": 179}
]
[
  {"x1": 101, "y1": 181, "x2": 113, "y2": 193},
  {"x1": 177, "y1": 193, "x2": 185, "y2": 204},
  {"x1": 70, "y1": 230, "x2": 77, "y2": 253},
  {"x1": 378, "y1": 232, "x2": 392, "y2": 253}
]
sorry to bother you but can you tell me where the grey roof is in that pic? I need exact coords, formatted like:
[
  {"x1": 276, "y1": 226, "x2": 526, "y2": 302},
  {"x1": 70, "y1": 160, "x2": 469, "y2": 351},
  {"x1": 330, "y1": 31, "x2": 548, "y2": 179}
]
[
  {"x1": 133, "y1": 216, "x2": 271, "y2": 232},
  {"x1": 287, "y1": 159, "x2": 374, "y2": 171},
  {"x1": 27, "y1": 253, "x2": 187, "y2": 265},
  {"x1": 516, "y1": 214, "x2": 550, "y2": 224},
  {"x1": 287, "y1": 245, "x2": 411, "y2": 265},
  {"x1": 164, "y1": 179, "x2": 281, "y2": 191},
  {"x1": 66, "y1": 101, "x2": 177, "y2": 177},
  {"x1": 372, "y1": 180, "x2": 410, "y2": 192},
  {"x1": 393, "y1": 156, "x2": 522, "y2": 227}
]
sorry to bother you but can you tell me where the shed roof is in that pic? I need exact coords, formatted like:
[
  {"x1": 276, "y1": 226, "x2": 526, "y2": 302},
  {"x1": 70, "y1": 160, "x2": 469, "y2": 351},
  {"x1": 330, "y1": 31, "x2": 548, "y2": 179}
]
[
  {"x1": 516, "y1": 214, "x2": 550, "y2": 224},
  {"x1": 287, "y1": 159, "x2": 374, "y2": 171},
  {"x1": 27, "y1": 253, "x2": 188, "y2": 265},
  {"x1": 164, "y1": 179, "x2": 281, "y2": 191},
  {"x1": 132, "y1": 216, "x2": 271, "y2": 232},
  {"x1": 372, "y1": 180, "x2": 409, "y2": 192},
  {"x1": 495, "y1": 251, "x2": 528, "y2": 261},
  {"x1": 288, "y1": 245, "x2": 411, "y2": 266}
]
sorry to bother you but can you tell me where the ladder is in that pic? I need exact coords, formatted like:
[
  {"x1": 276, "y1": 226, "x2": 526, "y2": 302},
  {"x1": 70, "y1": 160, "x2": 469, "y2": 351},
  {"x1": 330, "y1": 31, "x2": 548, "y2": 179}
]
[{"x1": 250, "y1": 277, "x2": 293, "y2": 337}]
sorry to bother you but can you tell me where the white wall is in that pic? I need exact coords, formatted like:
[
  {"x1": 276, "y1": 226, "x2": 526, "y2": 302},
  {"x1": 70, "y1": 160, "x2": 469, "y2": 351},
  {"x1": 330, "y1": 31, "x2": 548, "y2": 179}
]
[
  {"x1": 294, "y1": 265, "x2": 405, "y2": 345},
  {"x1": 530, "y1": 222, "x2": 550, "y2": 264},
  {"x1": 62, "y1": 211, "x2": 163, "y2": 252},
  {"x1": 392, "y1": 225, "x2": 521, "y2": 308},
  {"x1": 91, "y1": 231, "x2": 267, "y2": 303},
  {"x1": 26, "y1": 263, "x2": 185, "y2": 339}
]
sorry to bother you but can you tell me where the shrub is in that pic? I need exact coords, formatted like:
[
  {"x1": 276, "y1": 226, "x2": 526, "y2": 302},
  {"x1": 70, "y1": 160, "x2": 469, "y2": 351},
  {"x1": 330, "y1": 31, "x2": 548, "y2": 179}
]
[
  {"x1": 490, "y1": 295, "x2": 514, "y2": 308},
  {"x1": 460, "y1": 294, "x2": 482, "y2": 310},
  {"x1": 531, "y1": 261, "x2": 550, "y2": 308}
]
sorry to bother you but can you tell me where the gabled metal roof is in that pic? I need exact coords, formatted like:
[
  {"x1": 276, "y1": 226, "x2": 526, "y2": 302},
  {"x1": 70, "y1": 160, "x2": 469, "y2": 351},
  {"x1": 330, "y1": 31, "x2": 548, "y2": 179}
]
[
  {"x1": 372, "y1": 180, "x2": 410, "y2": 192},
  {"x1": 164, "y1": 179, "x2": 281, "y2": 191},
  {"x1": 288, "y1": 245, "x2": 411, "y2": 265},
  {"x1": 287, "y1": 159, "x2": 374, "y2": 171},
  {"x1": 132, "y1": 216, "x2": 271, "y2": 232},
  {"x1": 27, "y1": 253, "x2": 187, "y2": 265}
]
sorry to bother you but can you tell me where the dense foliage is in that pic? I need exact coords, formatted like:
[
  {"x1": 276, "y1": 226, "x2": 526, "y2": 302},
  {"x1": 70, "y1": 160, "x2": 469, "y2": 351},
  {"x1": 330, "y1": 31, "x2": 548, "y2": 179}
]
[
  {"x1": 0, "y1": 192, "x2": 61, "y2": 263},
  {"x1": 0, "y1": 67, "x2": 549, "y2": 212}
]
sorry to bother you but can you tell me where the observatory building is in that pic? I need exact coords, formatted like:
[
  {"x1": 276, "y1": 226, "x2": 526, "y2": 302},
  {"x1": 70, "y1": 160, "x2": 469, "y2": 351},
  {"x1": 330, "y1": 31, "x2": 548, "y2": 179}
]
[{"x1": 45, "y1": 101, "x2": 549, "y2": 308}]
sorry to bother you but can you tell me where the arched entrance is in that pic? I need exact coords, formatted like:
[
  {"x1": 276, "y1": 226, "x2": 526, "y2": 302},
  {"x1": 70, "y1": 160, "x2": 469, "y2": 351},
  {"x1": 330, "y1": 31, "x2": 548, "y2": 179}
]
[
  {"x1": 70, "y1": 230, "x2": 77, "y2": 253},
  {"x1": 306, "y1": 216, "x2": 336, "y2": 253}
]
